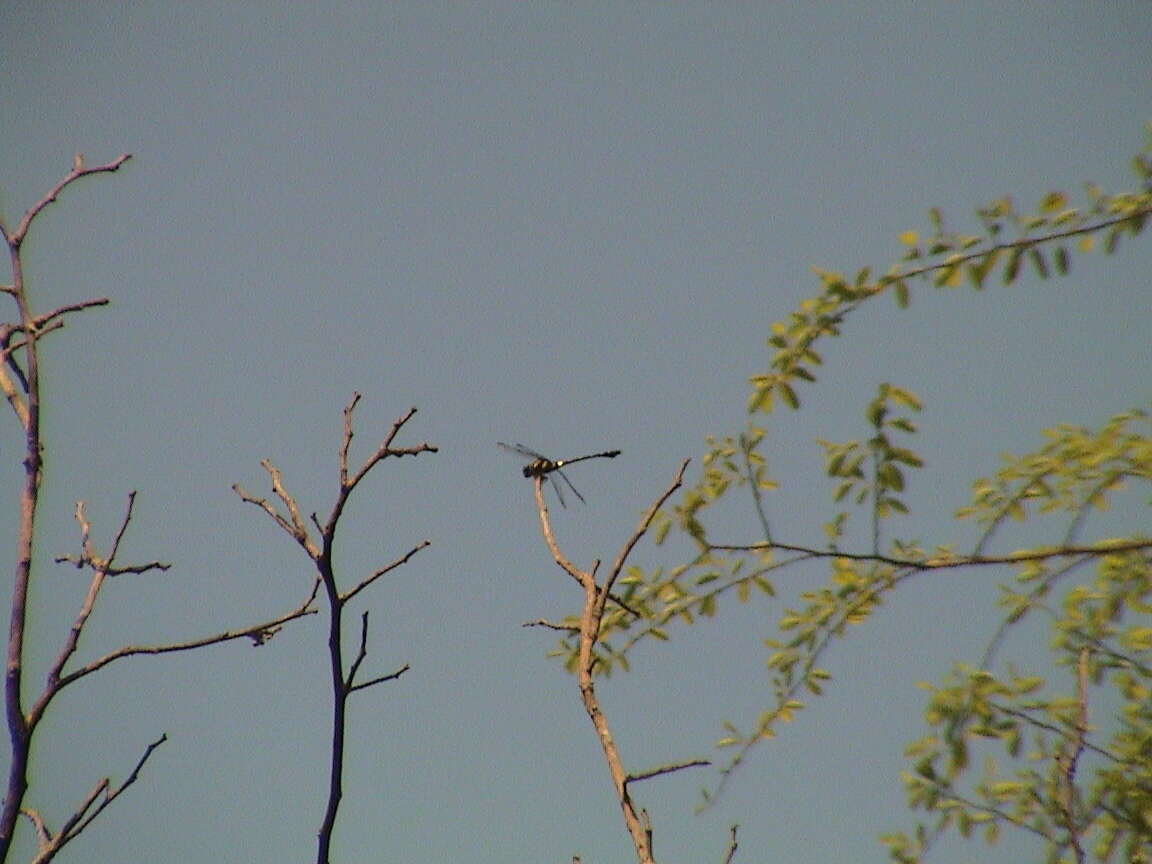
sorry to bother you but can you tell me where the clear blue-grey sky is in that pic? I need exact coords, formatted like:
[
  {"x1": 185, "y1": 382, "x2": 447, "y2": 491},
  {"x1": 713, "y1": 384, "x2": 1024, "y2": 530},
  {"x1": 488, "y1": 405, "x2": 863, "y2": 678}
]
[{"x1": 1, "y1": 3, "x2": 1150, "y2": 862}]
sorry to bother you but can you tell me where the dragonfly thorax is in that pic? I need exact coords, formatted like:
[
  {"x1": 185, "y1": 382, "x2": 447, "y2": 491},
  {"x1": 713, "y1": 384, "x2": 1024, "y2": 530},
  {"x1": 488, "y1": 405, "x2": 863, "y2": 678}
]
[{"x1": 522, "y1": 459, "x2": 556, "y2": 478}]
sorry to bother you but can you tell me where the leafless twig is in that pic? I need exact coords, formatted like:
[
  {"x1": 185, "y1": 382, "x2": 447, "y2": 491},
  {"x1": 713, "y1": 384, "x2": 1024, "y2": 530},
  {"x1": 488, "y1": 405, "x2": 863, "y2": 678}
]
[
  {"x1": 23, "y1": 734, "x2": 166, "y2": 864},
  {"x1": 235, "y1": 395, "x2": 435, "y2": 864},
  {"x1": 625, "y1": 758, "x2": 711, "y2": 787}
]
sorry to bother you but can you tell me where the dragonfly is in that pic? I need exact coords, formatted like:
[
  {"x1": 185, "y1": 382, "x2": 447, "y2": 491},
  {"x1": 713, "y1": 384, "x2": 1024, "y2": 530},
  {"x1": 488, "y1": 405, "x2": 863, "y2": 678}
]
[{"x1": 498, "y1": 442, "x2": 622, "y2": 508}]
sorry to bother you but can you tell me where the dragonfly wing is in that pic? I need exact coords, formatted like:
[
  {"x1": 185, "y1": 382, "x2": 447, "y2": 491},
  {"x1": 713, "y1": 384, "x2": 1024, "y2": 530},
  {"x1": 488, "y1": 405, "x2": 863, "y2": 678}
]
[
  {"x1": 548, "y1": 475, "x2": 568, "y2": 508},
  {"x1": 499, "y1": 442, "x2": 547, "y2": 460},
  {"x1": 554, "y1": 468, "x2": 586, "y2": 505}
]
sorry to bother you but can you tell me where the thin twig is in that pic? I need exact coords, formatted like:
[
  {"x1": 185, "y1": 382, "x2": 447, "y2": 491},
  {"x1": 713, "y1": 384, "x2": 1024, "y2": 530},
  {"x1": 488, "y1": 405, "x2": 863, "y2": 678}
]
[
  {"x1": 1, "y1": 154, "x2": 132, "y2": 247},
  {"x1": 349, "y1": 664, "x2": 410, "y2": 694},
  {"x1": 721, "y1": 825, "x2": 739, "y2": 864},
  {"x1": 600, "y1": 460, "x2": 689, "y2": 615},
  {"x1": 707, "y1": 538, "x2": 1152, "y2": 571},
  {"x1": 522, "y1": 619, "x2": 581, "y2": 633},
  {"x1": 1060, "y1": 647, "x2": 1091, "y2": 864},
  {"x1": 236, "y1": 399, "x2": 433, "y2": 864},
  {"x1": 626, "y1": 758, "x2": 711, "y2": 786},
  {"x1": 30, "y1": 733, "x2": 166, "y2": 863},
  {"x1": 529, "y1": 460, "x2": 696, "y2": 864},
  {"x1": 341, "y1": 540, "x2": 431, "y2": 603}
]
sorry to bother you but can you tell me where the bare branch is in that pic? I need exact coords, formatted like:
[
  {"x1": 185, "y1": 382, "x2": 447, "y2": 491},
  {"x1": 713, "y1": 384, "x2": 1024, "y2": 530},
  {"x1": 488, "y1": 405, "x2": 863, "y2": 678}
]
[
  {"x1": 49, "y1": 588, "x2": 319, "y2": 695},
  {"x1": 625, "y1": 758, "x2": 711, "y2": 786},
  {"x1": 233, "y1": 480, "x2": 320, "y2": 558},
  {"x1": 0, "y1": 326, "x2": 30, "y2": 426},
  {"x1": 1, "y1": 155, "x2": 131, "y2": 857},
  {"x1": 238, "y1": 397, "x2": 434, "y2": 864},
  {"x1": 32, "y1": 733, "x2": 166, "y2": 862},
  {"x1": 31, "y1": 298, "x2": 111, "y2": 331},
  {"x1": 534, "y1": 477, "x2": 587, "y2": 587},
  {"x1": 344, "y1": 611, "x2": 410, "y2": 695},
  {"x1": 20, "y1": 807, "x2": 50, "y2": 849},
  {"x1": 522, "y1": 619, "x2": 580, "y2": 633},
  {"x1": 344, "y1": 405, "x2": 438, "y2": 493},
  {"x1": 341, "y1": 539, "x2": 431, "y2": 604},
  {"x1": 349, "y1": 663, "x2": 410, "y2": 694},
  {"x1": 264, "y1": 460, "x2": 311, "y2": 544},
  {"x1": 2, "y1": 154, "x2": 132, "y2": 248},
  {"x1": 338, "y1": 392, "x2": 362, "y2": 487},
  {"x1": 345, "y1": 611, "x2": 371, "y2": 690}
]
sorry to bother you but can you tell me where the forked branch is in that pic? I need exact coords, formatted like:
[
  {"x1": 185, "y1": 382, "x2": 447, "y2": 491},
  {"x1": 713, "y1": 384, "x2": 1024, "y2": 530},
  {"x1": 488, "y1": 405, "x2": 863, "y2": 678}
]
[
  {"x1": 529, "y1": 459, "x2": 693, "y2": 864},
  {"x1": 234, "y1": 396, "x2": 435, "y2": 864}
]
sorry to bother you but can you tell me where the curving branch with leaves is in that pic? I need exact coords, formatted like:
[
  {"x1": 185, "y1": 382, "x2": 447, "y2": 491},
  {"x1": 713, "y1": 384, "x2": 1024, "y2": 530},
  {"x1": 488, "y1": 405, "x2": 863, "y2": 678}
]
[{"x1": 564, "y1": 128, "x2": 1152, "y2": 860}]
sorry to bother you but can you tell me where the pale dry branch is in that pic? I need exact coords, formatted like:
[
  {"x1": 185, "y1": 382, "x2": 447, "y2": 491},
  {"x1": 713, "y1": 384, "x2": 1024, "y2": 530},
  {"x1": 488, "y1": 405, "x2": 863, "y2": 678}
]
[
  {"x1": 524, "y1": 459, "x2": 699, "y2": 864},
  {"x1": 41, "y1": 496, "x2": 165, "y2": 716},
  {"x1": 25, "y1": 494, "x2": 318, "y2": 729},
  {"x1": 0, "y1": 154, "x2": 132, "y2": 249},
  {"x1": 534, "y1": 477, "x2": 590, "y2": 587},
  {"x1": 31, "y1": 297, "x2": 111, "y2": 331},
  {"x1": 233, "y1": 477, "x2": 320, "y2": 559},
  {"x1": 338, "y1": 392, "x2": 363, "y2": 487},
  {"x1": 48, "y1": 584, "x2": 320, "y2": 694},
  {"x1": 321, "y1": 400, "x2": 435, "y2": 546},
  {"x1": 342, "y1": 402, "x2": 437, "y2": 494},
  {"x1": 264, "y1": 461, "x2": 311, "y2": 544},
  {"x1": 0, "y1": 328, "x2": 30, "y2": 426},
  {"x1": 20, "y1": 809, "x2": 49, "y2": 852}
]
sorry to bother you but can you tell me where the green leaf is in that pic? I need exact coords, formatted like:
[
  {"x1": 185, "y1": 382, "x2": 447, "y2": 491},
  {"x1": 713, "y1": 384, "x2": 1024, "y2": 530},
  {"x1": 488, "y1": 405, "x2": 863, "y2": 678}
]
[
  {"x1": 867, "y1": 399, "x2": 887, "y2": 428},
  {"x1": 1039, "y1": 191, "x2": 1067, "y2": 213},
  {"x1": 1028, "y1": 248, "x2": 1049, "y2": 279},
  {"x1": 895, "y1": 279, "x2": 910, "y2": 308},
  {"x1": 890, "y1": 447, "x2": 924, "y2": 467},
  {"x1": 1003, "y1": 248, "x2": 1022, "y2": 283},
  {"x1": 779, "y1": 381, "x2": 800, "y2": 410},
  {"x1": 888, "y1": 387, "x2": 923, "y2": 411}
]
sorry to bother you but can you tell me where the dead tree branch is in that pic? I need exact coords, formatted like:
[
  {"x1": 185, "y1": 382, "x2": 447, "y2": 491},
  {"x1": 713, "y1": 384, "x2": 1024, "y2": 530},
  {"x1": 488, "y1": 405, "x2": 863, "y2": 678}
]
[
  {"x1": 527, "y1": 459, "x2": 690, "y2": 864},
  {"x1": 234, "y1": 395, "x2": 435, "y2": 864},
  {"x1": 23, "y1": 733, "x2": 166, "y2": 864},
  {"x1": 0, "y1": 156, "x2": 314, "y2": 861}
]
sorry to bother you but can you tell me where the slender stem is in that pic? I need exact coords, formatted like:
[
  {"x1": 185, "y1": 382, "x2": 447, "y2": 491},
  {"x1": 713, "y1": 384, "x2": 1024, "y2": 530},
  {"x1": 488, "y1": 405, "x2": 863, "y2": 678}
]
[
  {"x1": 1, "y1": 233, "x2": 40, "y2": 857},
  {"x1": 316, "y1": 555, "x2": 346, "y2": 864}
]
